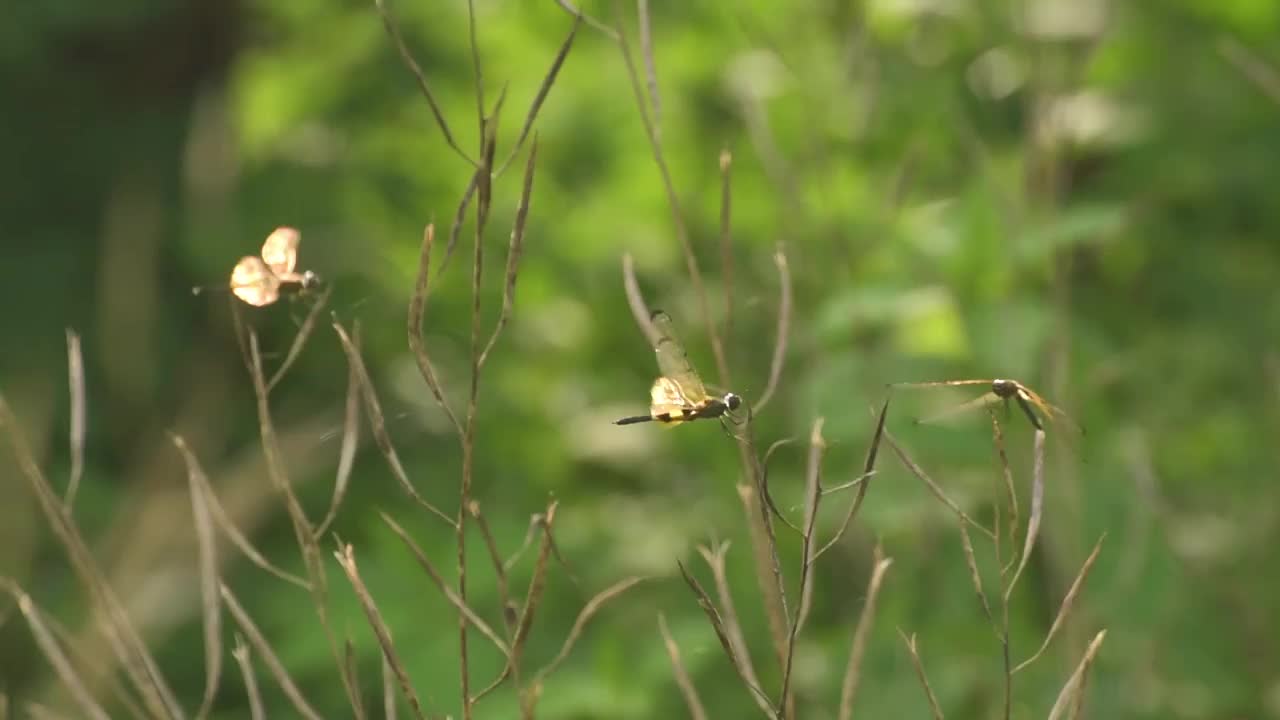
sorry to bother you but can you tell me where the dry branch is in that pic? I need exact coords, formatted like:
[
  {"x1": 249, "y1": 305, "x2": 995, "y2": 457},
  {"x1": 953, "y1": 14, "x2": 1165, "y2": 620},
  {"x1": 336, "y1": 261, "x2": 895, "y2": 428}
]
[
  {"x1": 334, "y1": 544, "x2": 429, "y2": 720},
  {"x1": 64, "y1": 329, "x2": 86, "y2": 508},
  {"x1": 837, "y1": 549, "x2": 893, "y2": 720},
  {"x1": 222, "y1": 584, "x2": 323, "y2": 720},
  {"x1": 658, "y1": 613, "x2": 708, "y2": 720}
]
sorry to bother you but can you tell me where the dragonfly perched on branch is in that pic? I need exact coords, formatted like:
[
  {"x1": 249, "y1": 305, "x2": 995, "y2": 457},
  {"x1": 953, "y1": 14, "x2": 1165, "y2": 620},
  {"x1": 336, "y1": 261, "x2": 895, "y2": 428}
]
[
  {"x1": 889, "y1": 378, "x2": 1082, "y2": 435},
  {"x1": 615, "y1": 310, "x2": 742, "y2": 427}
]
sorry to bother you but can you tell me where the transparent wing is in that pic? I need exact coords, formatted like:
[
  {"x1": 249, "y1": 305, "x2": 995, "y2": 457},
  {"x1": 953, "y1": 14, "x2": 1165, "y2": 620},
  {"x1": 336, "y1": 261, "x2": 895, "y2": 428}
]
[
  {"x1": 892, "y1": 379, "x2": 994, "y2": 391},
  {"x1": 230, "y1": 256, "x2": 281, "y2": 307},
  {"x1": 260, "y1": 227, "x2": 301, "y2": 279},
  {"x1": 916, "y1": 391, "x2": 1000, "y2": 426},
  {"x1": 650, "y1": 310, "x2": 708, "y2": 402}
]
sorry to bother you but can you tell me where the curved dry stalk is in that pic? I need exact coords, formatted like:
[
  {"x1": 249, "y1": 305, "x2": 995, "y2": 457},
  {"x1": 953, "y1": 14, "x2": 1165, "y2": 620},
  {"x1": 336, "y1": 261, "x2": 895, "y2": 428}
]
[
  {"x1": 333, "y1": 320, "x2": 455, "y2": 527},
  {"x1": 222, "y1": 584, "x2": 324, "y2": 720},
  {"x1": 636, "y1": 0, "x2": 660, "y2": 133},
  {"x1": 479, "y1": 136, "x2": 539, "y2": 368},
  {"x1": 14, "y1": 602, "x2": 148, "y2": 718},
  {"x1": 455, "y1": 90, "x2": 512, "y2": 720},
  {"x1": 247, "y1": 328, "x2": 364, "y2": 710},
  {"x1": 382, "y1": 651, "x2": 398, "y2": 720},
  {"x1": 495, "y1": 15, "x2": 582, "y2": 176},
  {"x1": 169, "y1": 436, "x2": 309, "y2": 590},
  {"x1": 465, "y1": 0, "x2": 485, "y2": 143},
  {"x1": 316, "y1": 322, "x2": 362, "y2": 538},
  {"x1": 438, "y1": 170, "x2": 480, "y2": 281},
  {"x1": 171, "y1": 434, "x2": 223, "y2": 720},
  {"x1": 751, "y1": 247, "x2": 792, "y2": 415},
  {"x1": 899, "y1": 630, "x2": 945, "y2": 720},
  {"x1": 503, "y1": 513, "x2": 542, "y2": 573},
  {"x1": 470, "y1": 503, "x2": 517, "y2": 634},
  {"x1": 658, "y1": 613, "x2": 708, "y2": 720},
  {"x1": 554, "y1": 0, "x2": 618, "y2": 39},
  {"x1": 815, "y1": 396, "x2": 890, "y2": 560},
  {"x1": 0, "y1": 395, "x2": 183, "y2": 720},
  {"x1": 735, "y1": 445, "x2": 792, "y2": 677},
  {"x1": 718, "y1": 149, "x2": 735, "y2": 343},
  {"x1": 884, "y1": 429, "x2": 997, "y2": 541},
  {"x1": 334, "y1": 544, "x2": 429, "y2": 720},
  {"x1": 696, "y1": 542, "x2": 771, "y2": 717},
  {"x1": 621, "y1": 253, "x2": 660, "y2": 347},
  {"x1": 759, "y1": 437, "x2": 802, "y2": 535},
  {"x1": 821, "y1": 472, "x2": 873, "y2": 497},
  {"x1": 473, "y1": 85, "x2": 506, "y2": 229},
  {"x1": 379, "y1": 512, "x2": 511, "y2": 657},
  {"x1": 958, "y1": 518, "x2": 995, "y2": 629},
  {"x1": 231, "y1": 635, "x2": 265, "y2": 720},
  {"x1": 1013, "y1": 534, "x2": 1106, "y2": 674},
  {"x1": 246, "y1": 331, "x2": 320, "y2": 572},
  {"x1": 610, "y1": 0, "x2": 729, "y2": 385},
  {"x1": 267, "y1": 284, "x2": 333, "y2": 393},
  {"x1": 342, "y1": 635, "x2": 367, "y2": 720},
  {"x1": 64, "y1": 329, "x2": 86, "y2": 508},
  {"x1": 797, "y1": 423, "x2": 827, "y2": 625},
  {"x1": 529, "y1": 576, "x2": 647, "y2": 687},
  {"x1": 989, "y1": 410, "x2": 1019, "y2": 576},
  {"x1": 473, "y1": 502, "x2": 559, "y2": 702},
  {"x1": 675, "y1": 561, "x2": 777, "y2": 716},
  {"x1": 837, "y1": 548, "x2": 893, "y2": 720},
  {"x1": 1046, "y1": 630, "x2": 1107, "y2": 720},
  {"x1": 408, "y1": 223, "x2": 463, "y2": 436},
  {"x1": 1218, "y1": 38, "x2": 1280, "y2": 108},
  {"x1": 779, "y1": 418, "x2": 827, "y2": 714},
  {"x1": 372, "y1": 0, "x2": 476, "y2": 167},
  {"x1": 1006, "y1": 429, "x2": 1047, "y2": 599},
  {"x1": 0, "y1": 580, "x2": 111, "y2": 720}
]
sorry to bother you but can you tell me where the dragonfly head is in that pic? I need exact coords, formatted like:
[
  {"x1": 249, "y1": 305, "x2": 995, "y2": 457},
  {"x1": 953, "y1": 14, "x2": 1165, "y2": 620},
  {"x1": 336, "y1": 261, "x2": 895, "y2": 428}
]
[
  {"x1": 299, "y1": 270, "x2": 322, "y2": 290},
  {"x1": 723, "y1": 392, "x2": 742, "y2": 411},
  {"x1": 991, "y1": 379, "x2": 1017, "y2": 398}
]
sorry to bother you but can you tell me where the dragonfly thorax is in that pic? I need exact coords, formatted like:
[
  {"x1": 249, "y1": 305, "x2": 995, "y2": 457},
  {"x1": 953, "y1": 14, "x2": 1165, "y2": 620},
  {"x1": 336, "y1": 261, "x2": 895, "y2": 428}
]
[{"x1": 991, "y1": 379, "x2": 1018, "y2": 398}]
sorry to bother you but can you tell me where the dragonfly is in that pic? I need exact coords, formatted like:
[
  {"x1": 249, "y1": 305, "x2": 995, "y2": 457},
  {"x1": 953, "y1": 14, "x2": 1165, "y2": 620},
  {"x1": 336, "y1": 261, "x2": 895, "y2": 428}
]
[
  {"x1": 889, "y1": 378, "x2": 1081, "y2": 434},
  {"x1": 614, "y1": 310, "x2": 742, "y2": 426},
  {"x1": 195, "y1": 227, "x2": 320, "y2": 307}
]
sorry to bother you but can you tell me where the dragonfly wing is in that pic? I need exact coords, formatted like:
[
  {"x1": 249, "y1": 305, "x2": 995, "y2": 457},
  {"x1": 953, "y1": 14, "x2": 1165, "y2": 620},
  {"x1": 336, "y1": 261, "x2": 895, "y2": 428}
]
[
  {"x1": 260, "y1": 227, "x2": 301, "y2": 279},
  {"x1": 916, "y1": 391, "x2": 1000, "y2": 426},
  {"x1": 650, "y1": 310, "x2": 708, "y2": 402},
  {"x1": 1026, "y1": 391, "x2": 1085, "y2": 436},
  {"x1": 230, "y1": 256, "x2": 281, "y2": 306},
  {"x1": 649, "y1": 376, "x2": 694, "y2": 418},
  {"x1": 893, "y1": 379, "x2": 994, "y2": 390}
]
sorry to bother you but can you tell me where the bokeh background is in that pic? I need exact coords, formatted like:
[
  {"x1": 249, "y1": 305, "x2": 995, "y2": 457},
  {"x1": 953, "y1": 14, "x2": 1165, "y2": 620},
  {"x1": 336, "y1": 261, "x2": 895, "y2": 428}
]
[{"x1": 2, "y1": 0, "x2": 1279, "y2": 717}]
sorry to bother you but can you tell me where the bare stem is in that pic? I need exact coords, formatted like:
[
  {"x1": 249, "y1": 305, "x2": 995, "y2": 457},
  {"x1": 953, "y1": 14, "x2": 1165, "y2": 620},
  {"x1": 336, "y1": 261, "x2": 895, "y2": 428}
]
[
  {"x1": 658, "y1": 613, "x2": 708, "y2": 720},
  {"x1": 372, "y1": 0, "x2": 477, "y2": 167},
  {"x1": 752, "y1": 248, "x2": 792, "y2": 415}
]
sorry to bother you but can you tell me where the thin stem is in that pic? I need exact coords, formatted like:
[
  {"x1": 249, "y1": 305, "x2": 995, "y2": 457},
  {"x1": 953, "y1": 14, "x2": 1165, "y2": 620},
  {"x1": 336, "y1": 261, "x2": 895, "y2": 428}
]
[
  {"x1": 611, "y1": 1, "x2": 729, "y2": 385},
  {"x1": 373, "y1": 0, "x2": 477, "y2": 167}
]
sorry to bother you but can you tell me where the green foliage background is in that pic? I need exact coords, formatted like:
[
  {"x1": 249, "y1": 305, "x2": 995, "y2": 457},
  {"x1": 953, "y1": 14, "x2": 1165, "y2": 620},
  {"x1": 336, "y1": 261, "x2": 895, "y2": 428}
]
[{"x1": 2, "y1": 0, "x2": 1278, "y2": 717}]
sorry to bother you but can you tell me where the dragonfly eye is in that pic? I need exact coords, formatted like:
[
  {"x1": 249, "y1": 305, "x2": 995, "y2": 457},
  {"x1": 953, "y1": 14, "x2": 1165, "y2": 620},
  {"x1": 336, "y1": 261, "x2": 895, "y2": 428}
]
[
  {"x1": 300, "y1": 270, "x2": 320, "y2": 289},
  {"x1": 724, "y1": 393, "x2": 742, "y2": 411}
]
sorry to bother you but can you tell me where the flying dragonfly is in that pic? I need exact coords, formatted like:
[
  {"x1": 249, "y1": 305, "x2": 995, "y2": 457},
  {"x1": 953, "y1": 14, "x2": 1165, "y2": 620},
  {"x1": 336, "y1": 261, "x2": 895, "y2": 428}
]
[
  {"x1": 889, "y1": 378, "x2": 1082, "y2": 434},
  {"x1": 614, "y1": 310, "x2": 742, "y2": 426},
  {"x1": 195, "y1": 227, "x2": 321, "y2": 307}
]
